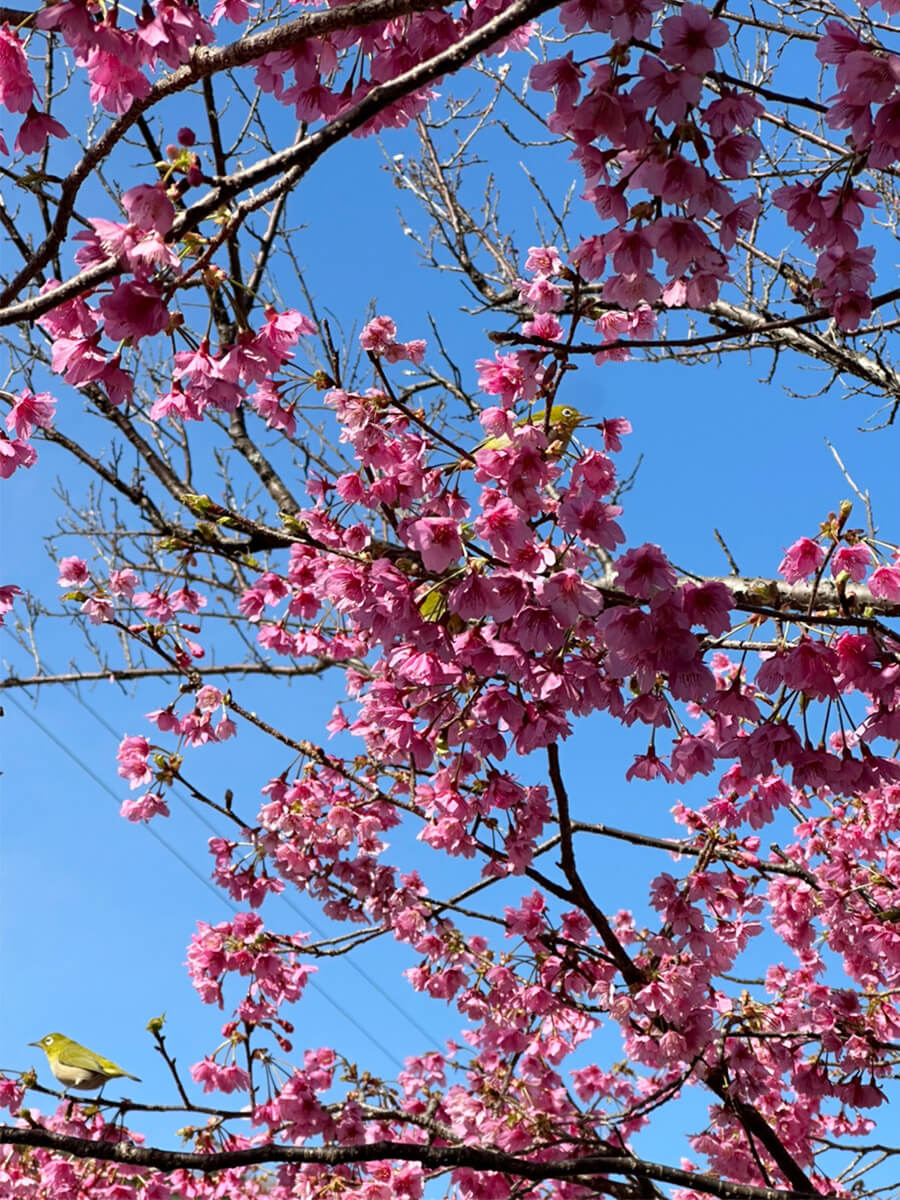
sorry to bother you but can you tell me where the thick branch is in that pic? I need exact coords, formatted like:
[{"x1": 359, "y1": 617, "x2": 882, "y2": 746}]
[
  {"x1": 716, "y1": 575, "x2": 900, "y2": 621},
  {"x1": 704, "y1": 299, "x2": 900, "y2": 401},
  {"x1": 0, "y1": 0, "x2": 560, "y2": 325},
  {"x1": 0, "y1": 0, "x2": 445, "y2": 310},
  {"x1": 492, "y1": 285, "x2": 900, "y2": 361},
  {"x1": 0, "y1": 661, "x2": 335, "y2": 691},
  {"x1": 227, "y1": 406, "x2": 302, "y2": 514},
  {"x1": 547, "y1": 743, "x2": 644, "y2": 988},
  {"x1": 0, "y1": 1126, "x2": 824, "y2": 1200},
  {"x1": 569, "y1": 821, "x2": 819, "y2": 885},
  {"x1": 704, "y1": 1070, "x2": 816, "y2": 1196}
]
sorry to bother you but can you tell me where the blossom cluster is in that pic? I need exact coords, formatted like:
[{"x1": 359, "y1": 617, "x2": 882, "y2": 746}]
[
  {"x1": 37, "y1": 310, "x2": 892, "y2": 1196},
  {"x1": 1, "y1": 0, "x2": 894, "y2": 462},
  {"x1": 4, "y1": 251, "x2": 899, "y2": 1196}
]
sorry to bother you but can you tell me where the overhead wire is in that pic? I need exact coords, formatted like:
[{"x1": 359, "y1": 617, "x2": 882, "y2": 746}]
[
  {"x1": 56, "y1": 687, "x2": 443, "y2": 1049},
  {"x1": 4, "y1": 684, "x2": 439, "y2": 1071}
]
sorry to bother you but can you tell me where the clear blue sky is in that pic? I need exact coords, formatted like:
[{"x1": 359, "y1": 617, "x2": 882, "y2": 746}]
[{"x1": 2, "y1": 54, "x2": 899, "y2": 1171}]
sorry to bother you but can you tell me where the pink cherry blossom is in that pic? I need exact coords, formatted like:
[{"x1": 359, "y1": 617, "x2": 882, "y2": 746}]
[
  {"x1": 0, "y1": 25, "x2": 35, "y2": 113},
  {"x1": 85, "y1": 44, "x2": 151, "y2": 113},
  {"x1": 121, "y1": 792, "x2": 170, "y2": 822},
  {"x1": 190, "y1": 1058, "x2": 251, "y2": 1094},
  {"x1": 99, "y1": 281, "x2": 170, "y2": 341},
  {"x1": 254, "y1": 307, "x2": 316, "y2": 366},
  {"x1": 631, "y1": 55, "x2": 702, "y2": 123},
  {"x1": 476, "y1": 353, "x2": 529, "y2": 406},
  {"x1": 122, "y1": 183, "x2": 175, "y2": 234},
  {"x1": 57, "y1": 556, "x2": 90, "y2": 587},
  {"x1": 869, "y1": 562, "x2": 900, "y2": 600},
  {"x1": 404, "y1": 517, "x2": 464, "y2": 571},
  {"x1": 660, "y1": 3, "x2": 729, "y2": 75},
  {"x1": 116, "y1": 734, "x2": 153, "y2": 788},
  {"x1": 831, "y1": 543, "x2": 872, "y2": 581},
  {"x1": 210, "y1": 0, "x2": 260, "y2": 24},
  {"x1": 5, "y1": 389, "x2": 56, "y2": 440},
  {"x1": 50, "y1": 334, "x2": 108, "y2": 385},
  {"x1": 14, "y1": 106, "x2": 68, "y2": 153},
  {"x1": 778, "y1": 536, "x2": 825, "y2": 583},
  {"x1": 359, "y1": 314, "x2": 398, "y2": 354},
  {"x1": 614, "y1": 543, "x2": 677, "y2": 598},
  {"x1": 0, "y1": 583, "x2": 22, "y2": 625}
]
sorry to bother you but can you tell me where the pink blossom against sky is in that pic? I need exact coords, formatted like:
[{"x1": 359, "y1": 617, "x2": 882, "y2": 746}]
[{"x1": 3, "y1": 1, "x2": 900, "y2": 1185}]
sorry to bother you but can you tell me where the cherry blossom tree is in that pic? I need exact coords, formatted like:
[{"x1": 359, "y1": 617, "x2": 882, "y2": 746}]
[{"x1": 2, "y1": 0, "x2": 900, "y2": 1198}]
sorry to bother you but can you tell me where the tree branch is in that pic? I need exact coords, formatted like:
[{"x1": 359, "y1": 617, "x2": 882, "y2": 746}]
[
  {"x1": 0, "y1": 0, "x2": 560, "y2": 324},
  {"x1": 0, "y1": 1126, "x2": 825, "y2": 1200},
  {"x1": 491, "y1": 285, "x2": 900, "y2": 360},
  {"x1": 547, "y1": 742, "x2": 644, "y2": 989},
  {"x1": 0, "y1": 661, "x2": 335, "y2": 691}
]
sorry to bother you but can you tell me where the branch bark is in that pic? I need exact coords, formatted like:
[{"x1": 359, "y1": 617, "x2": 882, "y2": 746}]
[
  {"x1": 547, "y1": 742, "x2": 645, "y2": 989},
  {"x1": 0, "y1": 1125, "x2": 825, "y2": 1200},
  {"x1": 0, "y1": 0, "x2": 560, "y2": 325},
  {"x1": 0, "y1": 661, "x2": 335, "y2": 691}
]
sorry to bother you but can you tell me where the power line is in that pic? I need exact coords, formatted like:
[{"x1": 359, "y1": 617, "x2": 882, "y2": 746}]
[
  {"x1": 5, "y1": 688, "x2": 420, "y2": 1070},
  {"x1": 64, "y1": 691, "x2": 442, "y2": 1047}
]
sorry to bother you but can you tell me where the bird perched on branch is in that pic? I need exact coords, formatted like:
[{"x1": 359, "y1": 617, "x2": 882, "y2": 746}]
[
  {"x1": 480, "y1": 404, "x2": 589, "y2": 453},
  {"x1": 30, "y1": 1032, "x2": 141, "y2": 1091},
  {"x1": 446, "y1": 404, "x2": 590, "y2": 472}
]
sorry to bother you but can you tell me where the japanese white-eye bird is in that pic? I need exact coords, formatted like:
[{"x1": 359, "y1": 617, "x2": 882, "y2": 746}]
[
  {"x1": 30, "y1": 1033, "x2": 141, "y2": 1090},
  {"x1": 479, "y1": 404, "x2": 589, "y2": 453}
]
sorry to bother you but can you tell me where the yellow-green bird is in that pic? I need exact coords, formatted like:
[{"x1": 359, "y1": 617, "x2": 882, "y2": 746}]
[
  {"x1": 479, "y1": 404, "x2": 589, "y2": 453},
  {"x1": 30, "y1": 1032, "x2": 141, "y2": 1090}
]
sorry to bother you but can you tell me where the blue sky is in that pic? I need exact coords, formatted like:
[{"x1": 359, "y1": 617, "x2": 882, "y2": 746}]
[{"x1": 2, "y1": 32, "x2": 900, "y2": 1183}]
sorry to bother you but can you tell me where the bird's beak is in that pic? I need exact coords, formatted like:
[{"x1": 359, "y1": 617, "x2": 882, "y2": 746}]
[{"x1": 27, "y1": 1041, "x2": 39, "y2": 1047}]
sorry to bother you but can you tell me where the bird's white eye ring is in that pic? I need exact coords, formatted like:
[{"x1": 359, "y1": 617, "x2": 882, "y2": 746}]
[{"x1": 46, "y1": 1036, "x2": 54, "y2": 1044}]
